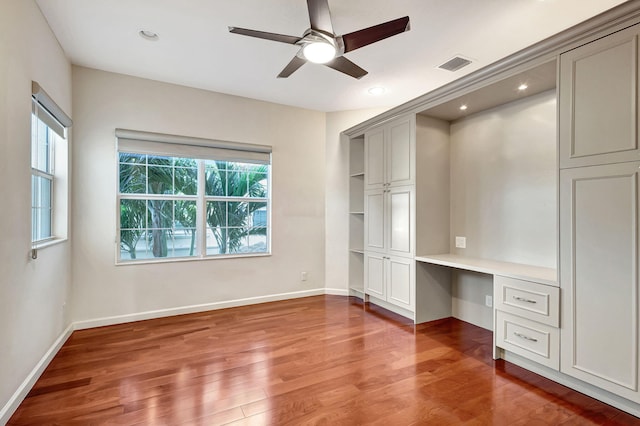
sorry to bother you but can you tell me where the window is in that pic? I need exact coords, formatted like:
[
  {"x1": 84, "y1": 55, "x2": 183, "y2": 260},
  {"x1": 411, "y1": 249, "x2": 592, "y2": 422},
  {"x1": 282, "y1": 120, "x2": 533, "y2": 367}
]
[
  {"x1": 31, "y1": 82, "x2": 71, "y2": 248},
  {"x1": 116, "y1": 129, "x2": 271, "y2": 263}
]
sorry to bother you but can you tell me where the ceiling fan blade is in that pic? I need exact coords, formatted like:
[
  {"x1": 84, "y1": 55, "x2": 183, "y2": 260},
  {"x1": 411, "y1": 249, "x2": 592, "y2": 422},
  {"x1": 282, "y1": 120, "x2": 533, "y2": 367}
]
[
  {"x1": 229, "y1": 27, "x2": 301, "y2": 44},
  {"x1": 341, "y1": 16, "x2": 410, "y2": 53},
  {"x1": 325, "y1": 56, "x2": 367, "y2": 79},
  {"x1": 277, "y1": 56, "x2": 307, "y2": 78},
  {"x1": 307, "y1": 0, "x2": 334, "y2": 34}
]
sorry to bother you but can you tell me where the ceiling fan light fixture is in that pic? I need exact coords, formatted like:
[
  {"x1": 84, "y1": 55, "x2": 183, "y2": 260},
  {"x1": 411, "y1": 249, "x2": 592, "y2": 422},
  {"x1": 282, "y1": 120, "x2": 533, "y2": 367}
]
[{"x1": 303, "y1": 41, "x2": 336, "y2": 64}]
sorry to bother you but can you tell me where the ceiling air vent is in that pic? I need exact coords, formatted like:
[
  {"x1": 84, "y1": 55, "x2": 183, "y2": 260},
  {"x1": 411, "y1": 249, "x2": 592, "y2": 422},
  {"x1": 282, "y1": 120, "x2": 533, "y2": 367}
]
[{"x1": 438, "y1": 56, "x2": 472, "y2": 72}]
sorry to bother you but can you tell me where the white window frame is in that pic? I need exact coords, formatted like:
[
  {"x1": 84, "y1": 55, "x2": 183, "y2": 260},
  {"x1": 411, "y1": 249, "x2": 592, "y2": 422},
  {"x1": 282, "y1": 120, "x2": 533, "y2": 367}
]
[
  {"x1": 31, "y1": 82, "x2": 72, "y2": 254},
  {"x1": 115, "y1": 129, "x2": 272, "y2": 265}
]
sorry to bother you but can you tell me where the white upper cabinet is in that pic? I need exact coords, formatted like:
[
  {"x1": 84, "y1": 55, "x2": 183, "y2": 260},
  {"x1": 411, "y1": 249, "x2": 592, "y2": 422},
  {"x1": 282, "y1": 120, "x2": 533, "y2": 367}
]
[
  {"x1": 559, "y1": 24, "x2": 640, "y2": 168},
  {"x1": 560, "y1": 161, "x2": 640, "y2": 402},
  {"x1": 387, "y1": 118, "x2": 413, "y2": 186},
  {"x1": 364, "y1": 127, "x2": 386, "y2": 189},
  {"x1": 364, "y1": 116, "x2": 415, "y2": 190}
]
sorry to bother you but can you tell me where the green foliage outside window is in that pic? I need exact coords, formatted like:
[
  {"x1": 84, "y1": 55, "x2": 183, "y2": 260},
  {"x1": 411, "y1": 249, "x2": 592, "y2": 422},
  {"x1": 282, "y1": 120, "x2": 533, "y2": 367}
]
[{"x1": 118, "y1": 153, "x2": 269, "y2": 261}]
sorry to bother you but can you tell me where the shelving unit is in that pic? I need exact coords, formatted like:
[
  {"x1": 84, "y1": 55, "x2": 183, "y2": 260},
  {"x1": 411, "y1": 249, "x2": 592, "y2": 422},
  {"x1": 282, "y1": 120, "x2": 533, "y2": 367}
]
[{"x1": 348, "y1": 136, "x2": 365, "y2": 297}]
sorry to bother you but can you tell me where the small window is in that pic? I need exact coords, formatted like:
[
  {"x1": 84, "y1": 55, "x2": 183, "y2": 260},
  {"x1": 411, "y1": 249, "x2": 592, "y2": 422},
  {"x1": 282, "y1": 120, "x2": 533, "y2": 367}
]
[
  {"x1": 31, "y1": 82, "x2": 71, "y2": 247},
  {"x1": 116, "y1": 129, "x2": 271, "y2": 263}
]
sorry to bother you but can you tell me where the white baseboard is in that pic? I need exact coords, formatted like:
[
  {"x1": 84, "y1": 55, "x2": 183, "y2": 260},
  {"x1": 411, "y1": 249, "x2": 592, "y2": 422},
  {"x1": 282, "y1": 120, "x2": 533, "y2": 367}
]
[
  {"x1": 324, "y1": 287, "x2": 349, "y2": 296},
  {"x1": 0, "y1": 324, "x2": 74, "y2": 425},
  {"x1": 73, "y1": 288, "x2": 338, "y2": 330}
]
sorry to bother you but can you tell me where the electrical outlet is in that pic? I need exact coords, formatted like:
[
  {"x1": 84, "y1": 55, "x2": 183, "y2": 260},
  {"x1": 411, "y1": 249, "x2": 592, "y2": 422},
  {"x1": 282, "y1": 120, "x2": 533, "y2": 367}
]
[
  {"x1": 485, "y1": 295, "x2": 493, "y2": 308},
  {"x1": 301, "y1": 272, "x2": 308, "y2": 281},
  {"x1": 455, "y1": 236, "x2": 466, "y2": 249}
]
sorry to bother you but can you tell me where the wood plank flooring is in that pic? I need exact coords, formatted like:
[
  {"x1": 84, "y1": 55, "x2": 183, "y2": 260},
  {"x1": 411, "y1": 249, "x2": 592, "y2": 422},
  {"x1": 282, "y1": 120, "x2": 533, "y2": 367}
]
[{"x1": 8, "y1": 295, "x2": 640, "y2": 425}]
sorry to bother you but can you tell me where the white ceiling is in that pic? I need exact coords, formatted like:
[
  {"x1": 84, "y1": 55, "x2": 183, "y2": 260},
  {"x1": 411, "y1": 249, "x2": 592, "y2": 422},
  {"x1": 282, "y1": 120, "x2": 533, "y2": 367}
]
[{"x1": 36, "y1": 0, "x2": 628, "y2": 112}]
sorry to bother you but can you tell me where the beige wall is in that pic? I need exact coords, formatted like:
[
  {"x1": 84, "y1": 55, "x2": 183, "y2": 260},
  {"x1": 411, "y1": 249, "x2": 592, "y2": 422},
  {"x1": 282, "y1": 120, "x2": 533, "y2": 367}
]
[
  {"x1": 0, "y1": 0, "x2": 73, "y2": 420},
  {"x1": 70, "y1": 67, "x2": 329, "y2": 323}
]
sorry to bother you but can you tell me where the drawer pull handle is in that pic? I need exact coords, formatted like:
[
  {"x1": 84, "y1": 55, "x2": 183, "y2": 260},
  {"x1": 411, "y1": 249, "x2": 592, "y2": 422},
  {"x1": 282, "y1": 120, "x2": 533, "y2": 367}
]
[
  {"x1": 513, "y1": 296, "x2": 537, "y2": 304},
  {"x1": 513, "y1": 332, "x2": 538, "y2": 343}
]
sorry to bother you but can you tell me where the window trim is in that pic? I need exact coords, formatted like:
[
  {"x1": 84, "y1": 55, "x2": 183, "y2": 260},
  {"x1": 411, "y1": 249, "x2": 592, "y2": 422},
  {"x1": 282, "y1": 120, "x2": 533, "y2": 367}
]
[
  {"x1": 31, "y1": 82, "x2": 71, "y2": 251},
  {"x1": 115, "y1": 129, "x2": 272, "y2": 265}
]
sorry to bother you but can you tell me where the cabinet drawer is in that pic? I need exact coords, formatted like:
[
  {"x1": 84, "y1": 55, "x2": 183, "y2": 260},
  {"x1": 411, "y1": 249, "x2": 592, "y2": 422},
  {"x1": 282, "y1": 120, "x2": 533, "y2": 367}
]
[
  {"x1": 494, "y1": 275, "x2": 559, "y2": 327},
  {"x1": 496, "y1": 311, "x2": 559, "y2": 370}
]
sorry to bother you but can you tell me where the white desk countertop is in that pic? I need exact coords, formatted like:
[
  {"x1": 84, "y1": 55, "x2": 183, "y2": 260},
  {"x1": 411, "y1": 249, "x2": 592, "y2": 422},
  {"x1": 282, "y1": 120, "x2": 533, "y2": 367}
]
[{"x1": 415, "y1": 253, "x2": 557, "y2": 286}]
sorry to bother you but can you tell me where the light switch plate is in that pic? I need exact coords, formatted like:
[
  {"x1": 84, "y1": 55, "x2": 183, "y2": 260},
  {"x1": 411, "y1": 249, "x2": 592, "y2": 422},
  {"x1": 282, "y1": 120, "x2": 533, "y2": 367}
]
[{"x1": 455, "y1": 236, "x2": 466, "y2": 249}]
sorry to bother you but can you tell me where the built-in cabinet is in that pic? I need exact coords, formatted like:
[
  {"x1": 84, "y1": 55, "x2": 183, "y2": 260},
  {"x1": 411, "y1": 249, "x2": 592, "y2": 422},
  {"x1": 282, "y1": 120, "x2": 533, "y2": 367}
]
[
  {"x1": 559, "y1": 162, "x2": 640, "y2": 401},
  {"x1": 349, "y1": 115, "x2": 449, "y2": 318},
  {"x1": 345, "y1": 2, "x2": 640, "y2": 416},
  {"x1": 364, "y1": 185, "x2": 414, "y2": 256},
  {"x1": 362, "y1": 117, "x2": 416, "y2": 313},
  {"x1": 364, "y1": 117, "x2": 414, "y2": 190},
  {"x1": 559, "y1": 25, "x2": 640, "y2": 405}
]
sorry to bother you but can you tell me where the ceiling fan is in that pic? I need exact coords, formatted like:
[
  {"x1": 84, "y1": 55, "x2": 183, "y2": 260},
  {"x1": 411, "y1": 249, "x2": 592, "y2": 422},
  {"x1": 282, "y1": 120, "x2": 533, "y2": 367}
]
[{"x1": 228, "y1": 0, "x2": 410, "y2": 79}]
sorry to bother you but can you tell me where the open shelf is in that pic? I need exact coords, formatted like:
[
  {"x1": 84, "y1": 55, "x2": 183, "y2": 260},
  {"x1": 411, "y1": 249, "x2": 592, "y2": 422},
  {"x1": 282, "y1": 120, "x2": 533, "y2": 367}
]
[
  {"x1": 349, "y1": 250, "x2": 365, "y2": 294},
  {"x1": 348, "y1": 135, "x2": 366, "y2": 297},
  {"x1": 349, "y1": 136, "x2": 365, "y2": 176},
  {"x1": 349, "y1": 174, "x2": 364, "y2": 213}
]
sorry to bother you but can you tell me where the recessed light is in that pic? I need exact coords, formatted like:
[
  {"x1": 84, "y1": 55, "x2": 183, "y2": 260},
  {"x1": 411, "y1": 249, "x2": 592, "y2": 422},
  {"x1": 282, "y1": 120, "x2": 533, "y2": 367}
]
[
  {"x1": 139, "y1": 30, "x2": 159, "y2": 41},
  {"x1": 459, "y1": 104, "x2": 468, "y2": 111},
  {"x1": 518, "y1": 83, "x2": 528, "y2": 91},
  {"x1": 368, "y1": 87, "x2": 386, "y2": 96}
]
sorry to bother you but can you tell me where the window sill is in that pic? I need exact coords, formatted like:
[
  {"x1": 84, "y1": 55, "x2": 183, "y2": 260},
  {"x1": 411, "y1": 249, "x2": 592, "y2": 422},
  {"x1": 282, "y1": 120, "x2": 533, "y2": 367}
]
[
  {"x1": 115, "y1": 252, "x2": 271, "y2": 266},
  {"x1": 32, "y1": 237, "x2": 68, "y2": 252}
]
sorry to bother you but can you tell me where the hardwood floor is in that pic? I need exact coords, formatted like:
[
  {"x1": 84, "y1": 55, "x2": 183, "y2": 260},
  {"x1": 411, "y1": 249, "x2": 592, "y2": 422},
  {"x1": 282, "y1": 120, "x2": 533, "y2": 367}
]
[{"x1": 8, "y1": 295, "x2": 640, "y2": 425}]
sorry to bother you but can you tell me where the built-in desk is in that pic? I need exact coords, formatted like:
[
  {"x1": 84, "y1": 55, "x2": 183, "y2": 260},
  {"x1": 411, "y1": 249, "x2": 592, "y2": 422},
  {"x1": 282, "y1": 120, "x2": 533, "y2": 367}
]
[
  {"x1": 414, "y1": 253, "x2": 560, "y2": 367},
  {"x1": 415, "y1": 254, "x2": 557, "y2": 286}
]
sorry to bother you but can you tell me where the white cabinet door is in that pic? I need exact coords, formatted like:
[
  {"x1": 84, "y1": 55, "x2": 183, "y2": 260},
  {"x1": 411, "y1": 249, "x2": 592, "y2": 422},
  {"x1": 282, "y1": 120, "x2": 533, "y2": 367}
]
[
  {"x1": 387, "y1": 117, "x2": 415, "y2": 187},
  {"x1": 364, "y1": 252, "x2": 386, "y2": 299},
  {"x1": 364, "y1": 189, "x2": 385, "y2": 253},
  {"x1": 364, "y1": 127, "x2": 385, "y2": 189},
  {"x1": 365, "y1": 186, "x2": 414, "y2": 257},
  {"x1": 387, "y1": 256, "x2": 414, "y2": 311},
  {"x1": 387, "y1": 185, "x2": 414, "y2": 257},
  {"x1": 364, "y1": 253, "x2": 414, "y2": 312},
  {"x1": 559, "y1": 24, "x2": 640, "y2": 168},
  {"x1": 560, "y1": 162, "x2": 640, "y2": 402},
  {"x1": 364, "y1": 116, "x2": 415, "y2": 191}
]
